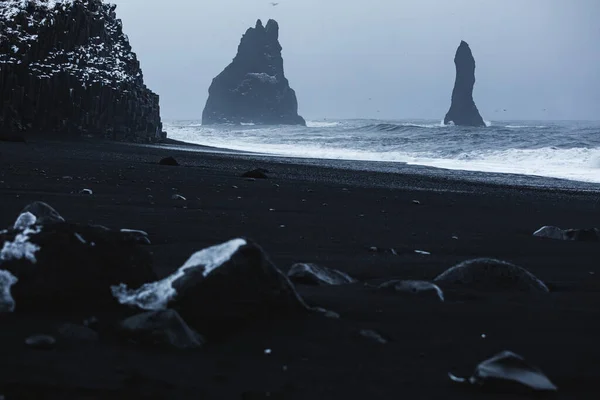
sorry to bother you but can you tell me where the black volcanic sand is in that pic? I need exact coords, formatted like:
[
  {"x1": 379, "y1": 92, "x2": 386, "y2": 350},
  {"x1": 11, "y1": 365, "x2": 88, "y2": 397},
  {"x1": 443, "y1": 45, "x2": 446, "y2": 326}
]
[{"x1": 0, "y1": 139, "x2": 599, "y2": 399}]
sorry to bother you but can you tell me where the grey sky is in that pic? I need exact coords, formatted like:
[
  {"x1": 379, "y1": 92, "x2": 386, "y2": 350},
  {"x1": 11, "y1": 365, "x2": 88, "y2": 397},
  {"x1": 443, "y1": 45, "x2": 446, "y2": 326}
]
[{"x1": 112, "y1": 0, "x2": 599, "y2": 121}]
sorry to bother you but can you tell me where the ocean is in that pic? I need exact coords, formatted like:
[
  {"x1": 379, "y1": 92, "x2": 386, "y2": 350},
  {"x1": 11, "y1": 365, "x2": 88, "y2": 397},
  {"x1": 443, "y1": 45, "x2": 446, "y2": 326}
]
[{"x1": 165, "y1": 119, "x2": 600, "y2": 185}]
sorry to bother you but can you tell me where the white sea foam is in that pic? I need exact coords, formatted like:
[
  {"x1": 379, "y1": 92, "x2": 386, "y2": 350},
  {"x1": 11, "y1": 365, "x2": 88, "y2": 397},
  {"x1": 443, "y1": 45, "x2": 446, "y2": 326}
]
[
  {"x1": 306, "y1": 121, "x2": 341, "y2": 128},
  {"x1": 506, "y1": 125, "x2": 548, "y2": 129},
  {"x1": 165, "y1": 121, "x2": 600, "y2": 184}
]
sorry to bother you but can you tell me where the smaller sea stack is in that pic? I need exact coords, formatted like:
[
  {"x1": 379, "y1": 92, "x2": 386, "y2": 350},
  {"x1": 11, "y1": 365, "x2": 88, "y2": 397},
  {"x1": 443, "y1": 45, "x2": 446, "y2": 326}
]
[
  {"x1": 443, "y1": 41, "x2": 486, "y2": 127},
  {"x1": 202, "y1": 19, "x2": 305, "y2": 126}
]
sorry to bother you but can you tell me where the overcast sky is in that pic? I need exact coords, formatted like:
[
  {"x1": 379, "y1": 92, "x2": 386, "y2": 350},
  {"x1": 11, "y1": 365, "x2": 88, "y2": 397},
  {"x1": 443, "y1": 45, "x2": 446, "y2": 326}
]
[{"x1": 111, "y1": 0, "x2": 599, "y2": 121}]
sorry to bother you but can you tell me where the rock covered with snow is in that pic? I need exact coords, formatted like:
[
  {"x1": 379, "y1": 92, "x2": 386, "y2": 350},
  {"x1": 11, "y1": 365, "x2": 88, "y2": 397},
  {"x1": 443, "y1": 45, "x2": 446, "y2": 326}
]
[
  {"x1": 112, "y1": 238, "x2": 310, "y2": 336},
  {"x1": 0, "y1": 0, "x2": 165, "y2": 142},
  {"x1": 202, "y1": 19, "x2": 305, "y2": 126},
  {"x1": 20, "y1": 201, "x2": 64, "y2": 225},
  {"x1": 0, "y1": 269, "x2": 18, "y2": 312},
  {"x1": 443, "y1": 41, "x2": 486, "y2": 127},
  {"x1": 287, "y1": 263, "x2": 357, "y2": 286},
  {"x1": 0, "y1": 202, "x2": 156, "y2": 311}
]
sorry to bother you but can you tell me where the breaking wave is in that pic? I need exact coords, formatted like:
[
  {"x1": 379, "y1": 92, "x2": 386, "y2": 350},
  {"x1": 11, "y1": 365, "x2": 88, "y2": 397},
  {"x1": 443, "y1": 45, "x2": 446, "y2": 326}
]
[{"x1": 165, "y1": 119, "x2": 600, "y2": 184}]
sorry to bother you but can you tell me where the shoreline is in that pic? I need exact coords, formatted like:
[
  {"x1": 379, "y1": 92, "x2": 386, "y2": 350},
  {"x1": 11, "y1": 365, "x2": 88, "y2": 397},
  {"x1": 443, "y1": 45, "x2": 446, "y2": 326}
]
[
  {"x1": 162, "y1": 118, "x2": 600, "y2": 190},
  {"x1": 149, "y1": 138, "x2": 600, "y2": 194}
]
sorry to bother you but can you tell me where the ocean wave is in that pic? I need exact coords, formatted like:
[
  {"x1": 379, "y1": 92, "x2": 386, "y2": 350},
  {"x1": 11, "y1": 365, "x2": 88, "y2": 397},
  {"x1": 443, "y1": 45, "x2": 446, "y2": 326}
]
[
  {"x1": 358, "y1": 122, "x2": 444, "y2": 132},
  {"x1": 505, "y1": 125, "x2": 548, "y2": 129},
  {"x1": 306, "y1": 121, "x2": 340, "y2": 128},
  {"x1": 164, "y1": 120, "x2": 600, "y2": 184}
]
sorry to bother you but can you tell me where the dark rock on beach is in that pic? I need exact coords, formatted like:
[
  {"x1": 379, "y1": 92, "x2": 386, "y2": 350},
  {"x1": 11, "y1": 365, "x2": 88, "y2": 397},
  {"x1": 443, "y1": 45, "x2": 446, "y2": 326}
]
[
  {"x1": 534, "y1": 226, "x2": 600, "y2": 242},
  {"x1": 119, "y1": 309, "x2": 205, "y2": 350},
  {"x1": 443, "y1": 41, "x2": 486, "y2": 127},
  {"x1": 0, "y1": 205, "x2": 156, "y2": 312},
  {"x1": 159, "y1": 156, "x2": 179, "y2": 166},
  {"x1": 24, "y1": 334, "x2": 56, "y2": 350},
  {"x1": 112, "y1": 239, "x2": 310, "y2": 337},
  {"x1": 377, "y1": 280, "x2": 444, "y2": 301},
  {"x1": 242, "y1": 168, "x2": 269, "y2": 179},
  {"x1": 0, "y1": 0, "x2": 165, "y2": 142},
  {"x1": 202, "y1": 19, "x2": 305, "y2": 126},
  {"x1": 287, "y1": 263, "x2": 357, "y2": 286},
  {"x1": 434, "y1": 258, "x2": 549, "y2": 293},
  {"x1": 57, "y1": 323, "x2": 99, "y2": 342},
  {"x1": 20, "y1": 201, "x2": 65, "y2": 225},
  {"x1": 450, "y1": 351, "x2": 558, "y2": 393}
]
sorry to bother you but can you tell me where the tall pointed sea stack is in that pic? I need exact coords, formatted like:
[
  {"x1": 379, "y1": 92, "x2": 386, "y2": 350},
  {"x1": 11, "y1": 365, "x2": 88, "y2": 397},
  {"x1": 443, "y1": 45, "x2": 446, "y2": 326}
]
[
  {"x1": 444, "y1": 41, "x2": 486, "y2": 127},
  {"x1": 0, "y1": 0, "x2": 165, "y2": 142},
  {"x1": 202, "y1": 19, "x2": 305, "y2": 126}
]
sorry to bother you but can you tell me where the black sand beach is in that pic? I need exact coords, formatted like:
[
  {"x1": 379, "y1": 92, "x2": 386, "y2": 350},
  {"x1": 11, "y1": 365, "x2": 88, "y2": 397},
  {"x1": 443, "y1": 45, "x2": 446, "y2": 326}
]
[{"x1": 1, "y1": 138, "x2": 599, "y2": 399}]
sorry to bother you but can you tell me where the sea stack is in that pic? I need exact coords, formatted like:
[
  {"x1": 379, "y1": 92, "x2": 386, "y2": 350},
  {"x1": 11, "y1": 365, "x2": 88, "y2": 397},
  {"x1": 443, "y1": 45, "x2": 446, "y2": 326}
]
[
  {"x1": 202, "y1": 19, "x2": 305, "y2": 126},
  {"x1": 443, "y1": 41, "x2": 486, "y2": 127},
  {"x1": 0, "y1": 0, "x2": 165, "y2": 142}
]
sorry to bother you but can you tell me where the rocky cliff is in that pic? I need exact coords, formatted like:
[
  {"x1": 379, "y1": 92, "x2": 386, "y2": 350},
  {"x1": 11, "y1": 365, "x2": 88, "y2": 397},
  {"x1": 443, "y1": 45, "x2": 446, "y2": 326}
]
[
  {"x1": 202, "y1": 19, "x2": 305, "y2": 126},
  {"x1": 444, "y1": 41, "x2": 486, "y2": 127},
  {"x1": 0, "y1": 0, "x2": 165, "y2": 142}
]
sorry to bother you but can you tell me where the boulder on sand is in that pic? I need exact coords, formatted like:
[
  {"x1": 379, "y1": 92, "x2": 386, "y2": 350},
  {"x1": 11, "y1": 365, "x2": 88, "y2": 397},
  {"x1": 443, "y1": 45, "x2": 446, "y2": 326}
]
[
  {"x1": 434, "y1": 258, "x2": 549, "y2": 293},
  {"x1": 119, "y1": 309, "x2": 205, "y2": 350},
  {"x1": 377, "y1": 280, "x2": 444, "y2": 302},
  {"x1": 449, "y1": 350, "x2": 557, "y2": 393},
  {"x1": 112, "y1": 238, "x2": 310, "y2": 337},
  {"x1": 0, "y1": 203, "x2": 156, "y2": 312},
  {"x1": 533, "y1": 226, "x2": 599, "y2": 242}
]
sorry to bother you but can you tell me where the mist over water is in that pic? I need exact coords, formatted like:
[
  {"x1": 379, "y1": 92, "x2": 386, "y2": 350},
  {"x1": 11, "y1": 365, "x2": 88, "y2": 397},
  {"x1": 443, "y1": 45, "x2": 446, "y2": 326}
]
[{"x1": 165, "y1": 119, "x2": 600, "y2": 184}]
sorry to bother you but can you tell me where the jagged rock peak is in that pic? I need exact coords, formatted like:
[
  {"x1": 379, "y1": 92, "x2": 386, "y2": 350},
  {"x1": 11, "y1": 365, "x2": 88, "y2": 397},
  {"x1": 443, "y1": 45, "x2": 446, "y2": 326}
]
[
  {"x1": 443, "y1": 40, "x2": 486, "y2": 127},
  {"x1": 0, "y1": 0, "x2": 165, "y2": 142},
  {"x1": 202, "y1": 19, "x2": 305, "y2": 126}
]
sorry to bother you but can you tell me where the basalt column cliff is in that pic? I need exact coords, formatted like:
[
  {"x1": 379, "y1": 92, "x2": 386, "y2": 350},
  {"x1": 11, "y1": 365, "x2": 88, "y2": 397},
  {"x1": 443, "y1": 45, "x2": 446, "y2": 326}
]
[
  {"x1": 0, "y1": 0, "x2": 165, "y2": 142},
  {"x1": 202, "y1": 19, "x2": 305, "y2": 126},
  {"x1": 443, "y1": 41, "x2": 486, "y2": 127}
]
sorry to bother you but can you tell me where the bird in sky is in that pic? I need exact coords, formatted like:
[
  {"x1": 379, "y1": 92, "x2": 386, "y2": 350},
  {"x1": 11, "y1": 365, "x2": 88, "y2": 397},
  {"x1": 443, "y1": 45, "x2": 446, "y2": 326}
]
[{"x1": 270, "y1": 2, "x2": 279, "y2": 6}]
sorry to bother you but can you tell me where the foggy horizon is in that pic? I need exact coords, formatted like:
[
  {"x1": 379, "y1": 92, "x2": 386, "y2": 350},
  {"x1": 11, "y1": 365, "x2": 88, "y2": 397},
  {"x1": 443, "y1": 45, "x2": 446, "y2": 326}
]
[{"x1": 111, "y1": 0, "x2": 600, "y2": 122}]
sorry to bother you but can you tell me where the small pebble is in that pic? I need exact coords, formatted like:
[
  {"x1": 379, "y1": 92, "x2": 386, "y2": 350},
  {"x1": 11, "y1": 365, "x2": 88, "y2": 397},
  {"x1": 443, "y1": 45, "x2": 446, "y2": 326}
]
[
  {"x1": 412, "y1": 200, "x2": 421, "y2": 205},
  {"x1": 79, "y1": 188, "x2": 93, "y2": 195},
  {"x1": 264, "y1": 349, "x2": 272, "y2": 355},
  {"x1": 359, "y1": 329, "x2": 387, "y2": 344}
]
